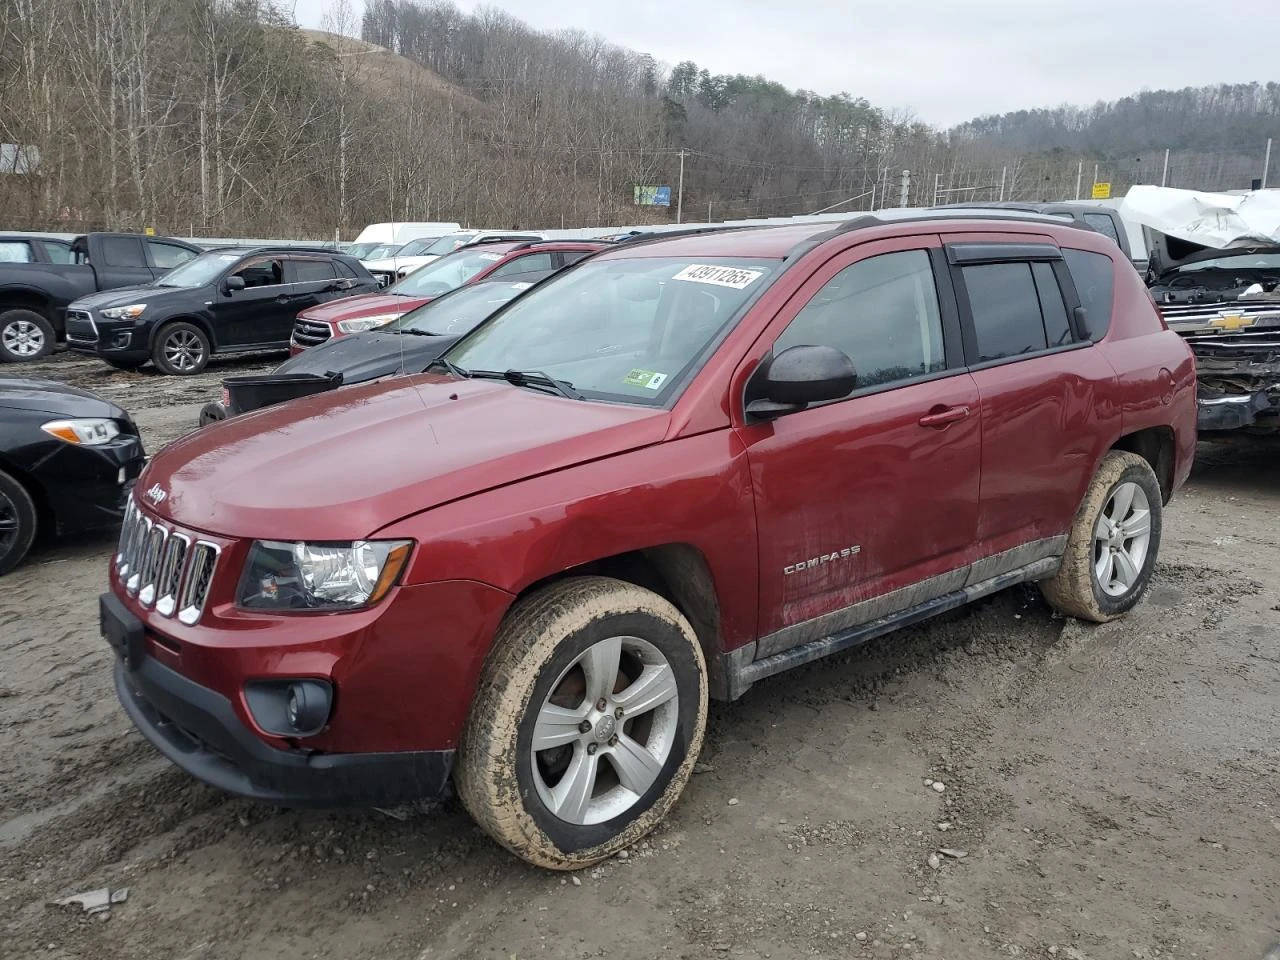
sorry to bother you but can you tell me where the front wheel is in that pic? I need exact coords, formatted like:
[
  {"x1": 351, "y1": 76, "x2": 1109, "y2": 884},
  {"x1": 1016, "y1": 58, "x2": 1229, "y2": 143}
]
[
  {"x1": 152, "y1": 322, "x2": 210, "y2": 376},
  {"x1": 1041, "y1": 451, "x2": 1163, "y2": 622},
  {"x1": 456, "y1": 576, "x2": 708, "y2": 869},
  {"x1": 0, "y1": 469, "x2": 38, "y2": 575},
  {"x1": 0, "y1": 309, "x2": 55, "y2": 362}
]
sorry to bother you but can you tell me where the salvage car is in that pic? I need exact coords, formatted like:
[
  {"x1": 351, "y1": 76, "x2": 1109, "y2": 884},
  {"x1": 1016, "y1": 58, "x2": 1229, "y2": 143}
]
[
  {"x1": 361, "y1": 230, "x2": 548, "y2": 287},
  {"x1": 65, "y1": 247, "x2": 379, "y2": 375},
  {"x1": 0, "y1": 377, "x2": 145, "y2": 574},
  {"x1": 290, "y1": 240, "x2": 609, "y2": 353},
  {"x1": 198, "y1": 275, "x2": 553, "y2": 424},
  {"x1": 101, "y1": 211, "x2": 1195, "y2": 869},
  {"x1": 0, "y1": 232, "x2": 202, "y2": 362}
]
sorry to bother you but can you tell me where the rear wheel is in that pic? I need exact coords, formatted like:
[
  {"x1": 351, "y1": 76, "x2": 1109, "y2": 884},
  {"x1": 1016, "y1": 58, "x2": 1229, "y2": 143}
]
[
  {"x1": 0, "y1": 309, "x2": 55, "y2": 362},
  {"x1": 456, "y1": 576, "x2": 708, "y2": 869},
  {"x1": 1041, "y1": 451, "x2": 1163, "y2": 622},
  {"x1": 0, "y1": 469, "x2": 38, "y2": 576},
  {"x1": 152, "y1": 322, "x2": 210, "y2": 376}
]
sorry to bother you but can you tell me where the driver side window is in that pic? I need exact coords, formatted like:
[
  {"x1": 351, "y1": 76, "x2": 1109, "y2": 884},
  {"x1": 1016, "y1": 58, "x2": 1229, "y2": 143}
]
[
  {"x1": 232, "y1": 257, "x2": 284, "y2": 288},
  {"x1": 775, "y1": 249, "x2": 946, "y2": 393}
]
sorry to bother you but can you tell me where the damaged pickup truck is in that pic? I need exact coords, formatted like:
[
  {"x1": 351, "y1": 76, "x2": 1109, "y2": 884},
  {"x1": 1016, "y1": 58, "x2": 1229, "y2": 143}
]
[{"x1": 1127, "y1": 186, "x2": 1280, "y2": 435}]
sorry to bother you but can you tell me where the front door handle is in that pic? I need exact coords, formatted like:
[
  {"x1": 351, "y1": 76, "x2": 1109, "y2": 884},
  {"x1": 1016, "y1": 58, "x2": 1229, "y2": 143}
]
[{"x1": 918, "y1": 405, "x2": 971, "y2": 429}]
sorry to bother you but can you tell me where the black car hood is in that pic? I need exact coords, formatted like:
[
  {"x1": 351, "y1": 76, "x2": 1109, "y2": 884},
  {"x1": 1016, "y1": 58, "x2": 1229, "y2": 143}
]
[
  {"x1": 70, "y1": 285, "x2": 191, "y2": 311},
  {"x1": 274, "y1": 330, "x2": 459, "y2": 384},
  {"x1": 1147, "y1": 228, "x2": 1280, "y2": 280},
  {"x1": 0, "y1": 377, "x2": 126, "y2": 418}
]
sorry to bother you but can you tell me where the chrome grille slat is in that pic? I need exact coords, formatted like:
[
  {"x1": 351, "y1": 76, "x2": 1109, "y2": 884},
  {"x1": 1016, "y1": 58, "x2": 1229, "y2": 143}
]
[
  {"x1": 65, "y1": 309, "x2": 99, "y2": 345},
  {"x1": 292, "y1": 318, "x2": 332, "y2": 347},
  {"x1": 178, "y1": 543, "x2": 219, "y2": 625},
  {"x1": 125, "y1": 516, "x2": 151, "y2": 595},
  {"x1": 137, "y1": 525, "x2": 167, "y2": 606},
  {"x1": 115, "y1": 498, "x2": 219, "y2": 625},
  {"x1": 155, "y1": 534, "x2": 189, "y2": 617}
]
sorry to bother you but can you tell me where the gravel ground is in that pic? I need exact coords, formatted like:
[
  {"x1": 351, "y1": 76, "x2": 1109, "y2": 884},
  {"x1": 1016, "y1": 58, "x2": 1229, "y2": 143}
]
[{"x1": 2, "y1": 351, "x2": 1278, "y2": 960}]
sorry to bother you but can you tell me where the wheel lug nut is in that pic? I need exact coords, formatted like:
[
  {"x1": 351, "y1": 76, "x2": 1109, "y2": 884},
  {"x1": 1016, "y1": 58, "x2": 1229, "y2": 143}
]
[
  {"x1": 608, "y1": 735, "x2": 618, "y2": 747},
  {"x1": 587, "y1": 743, "x2": 598, "y2": 755},
  {"x1": 614, "y1": 707, "x2": 623, "y2": 719},
  {"x1": 595, "y1": 698, "x2": 607, "y2": 711},
  {"x1": 579, "y1": 720, "x2": 592, "y2": 733}
]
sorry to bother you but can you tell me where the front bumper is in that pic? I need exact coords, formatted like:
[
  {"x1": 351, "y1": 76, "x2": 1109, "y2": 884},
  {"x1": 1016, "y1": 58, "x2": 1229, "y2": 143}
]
[
  {"x1": 37, "y1": 433, "x2": 146, "y2": 534},
  {"x1": 1197, "y1": 389, "x2": 1273, "y2": 432},
  {"x1": 105, "y1": 592, "x2": 453, "y2": 806},
  {"x1": 65, "y1": 313, "x2": 150, "y2": 360}
]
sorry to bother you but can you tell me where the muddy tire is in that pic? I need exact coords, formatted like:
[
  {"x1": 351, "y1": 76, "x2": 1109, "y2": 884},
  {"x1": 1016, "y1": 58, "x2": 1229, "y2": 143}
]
[
  {"x1": 456, "y1": 576, "x2": 708, "y2": 870},
  {"x1": 0, "y1": 469, "x2": 38, "y2": 576},
  {"x1": 1041, "y1": 451, "x2": 1163, "y2": 623},
  {"x1": 0, "y1": 309, "x2": 55, "y2": 362},
  {"x1": 152, "y1": 321, "x2": 210, "y2": 376}
]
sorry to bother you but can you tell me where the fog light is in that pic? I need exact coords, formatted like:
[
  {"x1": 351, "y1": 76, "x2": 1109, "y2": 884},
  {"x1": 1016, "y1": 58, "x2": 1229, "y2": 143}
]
[
  {"x1": 244, "y1": 679, "x2": 332, "y2": 738},
  {"x1": 112, "y1": 331, "x2": 133, "y2": 348}
]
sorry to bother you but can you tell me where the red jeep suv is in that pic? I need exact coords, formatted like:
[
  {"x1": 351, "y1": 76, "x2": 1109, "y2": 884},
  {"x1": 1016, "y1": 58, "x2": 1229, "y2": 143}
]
[{"x1": 102, "y1": 211, "x2": 1196, "y2": 869}]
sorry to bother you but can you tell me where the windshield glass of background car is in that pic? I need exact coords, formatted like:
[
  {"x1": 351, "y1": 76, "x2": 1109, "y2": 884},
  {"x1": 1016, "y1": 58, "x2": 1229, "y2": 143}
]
[
  {"x1": 390, "y1": 249, "x2": 508, "y2": 295},
  {"x1": 1175, "y1": 253, "x2": 1280, "y2": 272},
  {"x1": 394, "y1": 237, "x2": 442, "y2": 256},
  {"x1": 445, "y1": 257, "x2": 778, "y2": 404},
  {"x1": 422, "y1": 233, "x2": 476, "y2": 256},
  {"x1": 154, "y1": 251, "x2": 241, "y2": 288},
  {"x1": 387, "y1": 282, "x2": 531, "y2": 336}
]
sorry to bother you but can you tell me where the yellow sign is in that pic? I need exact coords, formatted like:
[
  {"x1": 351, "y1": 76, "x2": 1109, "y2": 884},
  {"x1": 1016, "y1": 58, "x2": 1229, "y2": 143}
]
[
  {"x1": 1208, "y1": 314, "x2": 1255, "y2": 330},
  {"x1": 144, "y1": 226, "x2": 155, "y2": 236},
  {"x1": 1091, "y1": 182, "x2": 1111, "y2": 199}
]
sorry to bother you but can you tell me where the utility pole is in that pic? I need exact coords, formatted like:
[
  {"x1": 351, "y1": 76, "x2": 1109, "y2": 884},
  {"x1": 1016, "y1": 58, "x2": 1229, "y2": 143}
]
[
  {"x1": 999, "y1": 166, "x2": 1007, "y2": 201},
  {"x1": 880, "y1": 166, "x2": 890, "y2": 210},
  {"x1": 899, "y1": 170, "x2": 910, "y2": 208},
  {"x1": 934, "y1": 172, "x2": 941, "y2": 207},
  {"x1": 1093, "y1": 162, "x2": 1099, "y2": 190},
  {"x1": 707, "y1": 200, "x2": 712, "y2": 222},
  {"x1": 1264, "y1": 138, "x2": 1273, "y2": 189},
  {"x1": 676, "y1": 149, "x2": 686, "y2": 224},
  {"x1": 1161, "y1": 148, "x2": 1170, "y2": 187},
  {"x1": 1075, "y1": 160, "x2": 1083, "y2": 200}
]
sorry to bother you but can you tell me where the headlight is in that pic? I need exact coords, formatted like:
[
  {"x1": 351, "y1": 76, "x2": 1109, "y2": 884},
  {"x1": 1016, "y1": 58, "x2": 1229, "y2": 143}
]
[
  {"x1": 238, "y1": 539, "x2": 412, "y2": 611},
  {"x1": 337, "y1": 314, "x2": 400, "y2": 334},
  {"x1": 41, "y1": 418, "x2": 122, "y2": 445},
  {"x1": 100, "y1": 304, "x2": 146, "y2": 320}
]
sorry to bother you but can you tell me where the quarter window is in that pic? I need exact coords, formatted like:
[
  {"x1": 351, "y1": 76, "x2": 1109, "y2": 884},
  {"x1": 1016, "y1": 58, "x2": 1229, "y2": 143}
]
[
  {"x1": 1062, "y1": 249, "x2": 1115, "y2": 341},
  {"x1": 774, "y1": 249, "x2": 946, "y2": 391},
  {"x1": 0, "y1": 241, "x2": 34, "y2": 262},
  {"x1": 1031, "y1": 262, "x2": 1073, "y2": 347}
]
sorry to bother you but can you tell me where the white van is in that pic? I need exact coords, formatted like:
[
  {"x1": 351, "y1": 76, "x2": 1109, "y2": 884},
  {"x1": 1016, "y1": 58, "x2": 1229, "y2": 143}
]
[{"x1": 346, "y1": 222, "x2": 462, "y2": 262}]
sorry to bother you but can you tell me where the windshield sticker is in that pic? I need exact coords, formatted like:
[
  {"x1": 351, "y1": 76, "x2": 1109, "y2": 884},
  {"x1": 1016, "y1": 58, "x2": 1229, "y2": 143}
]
[
  {"x1": 478, "y1": 252, "x2": 503, "y2": 261},
  {"x1": 624, "y1": 368, "x2": 668, "y2": 390},
  {"x1": 672, "y1": 264, "x2": 764, "y2": 290}
]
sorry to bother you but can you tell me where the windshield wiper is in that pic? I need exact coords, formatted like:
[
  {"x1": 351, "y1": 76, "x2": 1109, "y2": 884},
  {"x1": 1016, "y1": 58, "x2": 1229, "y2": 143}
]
[
  {"x1": 397, "y1": 328, "x2": 438, "y2": 337},
  {"x1": 469, "y1": 368, "x2": 583, "y2": 400},
  {"x1": 425, "y1": 357, "x2": 470, "y2": 378}
]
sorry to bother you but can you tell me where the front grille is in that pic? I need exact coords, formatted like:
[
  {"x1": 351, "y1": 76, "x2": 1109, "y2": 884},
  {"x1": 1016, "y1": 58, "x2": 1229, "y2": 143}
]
[
  {"x1": 116, "y1": 499, "x2": 219, "y2": 626},
  {"x1": 291, "y1": 317, "x2": 332, "y2": 347},
  {"x1": 65, "y1": 309, "x2": 98, "y2": 345},
  {"x1": 372, "y1": 270, "x2": 397, "y2": 288},
  {"x1": 1158, "y1": 299, "x2": 1280, "y2": 327}
]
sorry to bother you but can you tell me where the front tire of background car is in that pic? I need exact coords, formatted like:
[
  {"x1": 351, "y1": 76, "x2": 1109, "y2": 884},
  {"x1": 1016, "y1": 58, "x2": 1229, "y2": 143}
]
[
  {"x1": 152, "y1": 321, "x2": 210, "y2": 376},
  {"x1": 0, "y1": 309, "x2": 55, "y2": 362},
  {"x1": 1040, "y1": 450, "x2": 1163, "y2": 623},
  {"x1": 0, "y1": 469, "x2": 38, "y2": 576},
  {"x1": 456, "y1": 576, "x2": 708, "y2": 870}
]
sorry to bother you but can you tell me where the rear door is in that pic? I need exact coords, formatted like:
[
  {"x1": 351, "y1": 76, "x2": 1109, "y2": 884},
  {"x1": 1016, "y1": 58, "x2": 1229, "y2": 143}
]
[
  {"x1": 738, "y1": 236, "x2": 983, "y2": 657},
  {"x1": 282, "y1": 257, "x2": 341, "y2": 335},
  {"x1": 947, "y1": 236, "x2": 1121, "y2": 561}
]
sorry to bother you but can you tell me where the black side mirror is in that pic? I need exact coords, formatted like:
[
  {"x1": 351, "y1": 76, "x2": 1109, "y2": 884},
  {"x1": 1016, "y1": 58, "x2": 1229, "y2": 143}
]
[
  {"x1": 333, "y1": 277, "x2": 357, "y2": 291},
  {"x1": 746, "y1": 344, "x2": 858, "y2": 419},
  {"x1": 224, "y1": 275, "x2": 246, "y2": 295}
]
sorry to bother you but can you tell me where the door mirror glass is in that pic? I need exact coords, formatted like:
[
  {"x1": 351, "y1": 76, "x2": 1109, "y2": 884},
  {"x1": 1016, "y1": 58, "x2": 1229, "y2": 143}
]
[
  {"x1": 224, "y1": 275, "x2": 246, "y2": 294},
  {"x1": 748, "y1": 344, "x2": 858, "y2": 417}
]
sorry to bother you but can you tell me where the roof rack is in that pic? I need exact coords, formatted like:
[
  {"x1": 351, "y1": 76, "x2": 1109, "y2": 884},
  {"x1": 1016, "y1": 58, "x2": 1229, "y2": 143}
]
[{"x1": 238, "y1": 244, "x2": 349, "y2": 256}]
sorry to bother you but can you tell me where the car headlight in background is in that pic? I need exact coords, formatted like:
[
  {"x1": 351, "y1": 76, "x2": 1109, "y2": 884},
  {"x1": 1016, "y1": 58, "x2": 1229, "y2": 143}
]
[
  {"x1": 337, "y1": 314, "x2": 400, "y2": 334},
  {"x1": 100, "y1": 304, "x2": 147, "y2": 320},
  {"x1": 41, "y1": 418, "x2": 122, "y2": 445},
  {"x1": 238, "y1": 539, "x2": 412, "y2": 611}
]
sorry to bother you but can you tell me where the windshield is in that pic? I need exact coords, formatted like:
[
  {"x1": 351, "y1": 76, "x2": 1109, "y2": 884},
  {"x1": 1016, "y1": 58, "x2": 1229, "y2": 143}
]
[
  {"x1": 154, "y1": 251, "x2": 241, "y2": 288},
  {"x1": 445, "y1": 257, "x2": 778, "y2": 405},
  {"x1": 387, "y1": 280, "x2": 534, "y2": 336},
  {"x1": 1175, "y1": 252, "x2": 1280, "y2": 272},
  {"x1": 362, "y1": 243, "x2": 405, "y2": 261},
  {"x1": 388, "y1": 247, "x2": 511, "y2": 296},
  {"x1": 393, "y1": 237, "x2": 444, "y2": 257},
  {"x1": 418, "y1": 233, "x2": 478, "y2": 256},
  {"x1": 345, "y1": 242, "x2": 383, "y2": 260}
]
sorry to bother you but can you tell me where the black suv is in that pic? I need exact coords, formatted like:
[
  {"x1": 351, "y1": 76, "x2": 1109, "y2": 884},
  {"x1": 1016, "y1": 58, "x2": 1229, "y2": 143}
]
[{"x1": 65, "y1": 247, "x2": 379, "y2": 375}]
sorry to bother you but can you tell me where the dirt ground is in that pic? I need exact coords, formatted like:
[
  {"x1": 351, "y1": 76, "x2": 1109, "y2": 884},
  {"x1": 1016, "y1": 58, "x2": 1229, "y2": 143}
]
[{"x1": 2, "y1": 351, "x2": 1278, "y2": 960}]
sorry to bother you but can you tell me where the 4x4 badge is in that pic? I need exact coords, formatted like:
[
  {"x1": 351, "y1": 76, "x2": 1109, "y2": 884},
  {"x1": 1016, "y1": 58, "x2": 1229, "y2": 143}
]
[{"x1": 144, "y1": 483, "x2": 167, "y2": 506}]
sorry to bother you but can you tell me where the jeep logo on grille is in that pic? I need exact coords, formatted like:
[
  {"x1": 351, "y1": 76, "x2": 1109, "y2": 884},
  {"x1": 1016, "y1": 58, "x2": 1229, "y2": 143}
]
[{"x1": 144, "y1": 483, "x2": 168, "y2": 506}]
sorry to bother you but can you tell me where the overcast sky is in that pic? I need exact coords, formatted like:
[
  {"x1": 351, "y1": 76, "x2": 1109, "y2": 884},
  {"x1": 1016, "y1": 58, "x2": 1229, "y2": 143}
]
[{"x1": 288, "y1": 0, "x2": 1272, "y2": 127}]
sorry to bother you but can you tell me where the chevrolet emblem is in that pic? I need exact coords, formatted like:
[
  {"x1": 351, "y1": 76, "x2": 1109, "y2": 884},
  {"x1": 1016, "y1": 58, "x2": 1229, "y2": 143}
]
[{"x1": 1208, "y1": 314, "x2": 1255, "y2": 330}]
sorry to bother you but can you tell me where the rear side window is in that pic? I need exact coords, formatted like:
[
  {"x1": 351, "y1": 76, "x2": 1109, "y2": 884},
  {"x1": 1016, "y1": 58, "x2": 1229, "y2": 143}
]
[
  {"x1": 100, "y1": 236, "x2": 147, "y2": 267},
  {"x1": 1083, "y1": 213, "x2": 1121, "y2": 247},
  {"x1": 489, "y1": 252, "x2": 553, "y2": 278},
  {"x1": 1062, "y1": 249, "x2": 1115, "y2": 341},
  {"x1": 289, "y1": 258, "x2": 337, "y2": 282},
  {"x1": 334, "y1": 260, "x2": 358, "y2": 278},
  {"x1": 961, "y1": 263, "x2": 1047, "y2": 361},
  {"x1": 42, "y1": 240, "x2": 74, "y2": 263},
  {"x1": 560, "y1": 250, "x2": 595, "y2": 267},
  {"x1": 148, "y1": 240, "x2": 196, "y2": 269},
  {"x1": 1031, "y1": 262, "x2": 1073, "y2": 347},
  {"x1": 0, "y1": 241, "x2": 34, "y2": 262}
]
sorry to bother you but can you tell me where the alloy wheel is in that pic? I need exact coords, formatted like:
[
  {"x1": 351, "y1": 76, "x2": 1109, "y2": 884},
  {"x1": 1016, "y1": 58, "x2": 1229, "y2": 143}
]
[
  {"x1": 531, "y1": 635, "x2": 680, "y2": 826},
  {"x1": 1093, "y1": 480, "x2": 1152, "y2": 597},
  {"x1": 2, "y1": 320, "x2": 45, "y2": 358},
  {"x1": 0, "y1": 490, "x2": 18, "y2": 552},
  {"x1": 164, "y1": 330, "x2": 204, "y2": 372}
]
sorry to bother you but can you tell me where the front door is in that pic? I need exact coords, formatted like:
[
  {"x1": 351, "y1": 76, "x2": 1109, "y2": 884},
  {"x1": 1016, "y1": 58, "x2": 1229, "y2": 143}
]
[
  {"x1": 737, "y1": 237, "x2": 983, "y2": 658},
  {"x1": 215, "y1": 256, "x2": 288, "y2": 348}
]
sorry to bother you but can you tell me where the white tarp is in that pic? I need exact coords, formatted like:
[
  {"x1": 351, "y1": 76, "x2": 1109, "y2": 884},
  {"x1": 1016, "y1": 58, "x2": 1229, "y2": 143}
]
[{"x1": 1121, "y1": 185, "x2": 1280, "y2": 249}]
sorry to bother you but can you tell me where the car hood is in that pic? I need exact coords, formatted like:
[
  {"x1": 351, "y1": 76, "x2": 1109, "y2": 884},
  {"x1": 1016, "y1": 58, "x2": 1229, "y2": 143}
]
[
  {"x1": 1147, "y1": 229, "x2": 1280, "y2": 279},
  {"x1": 274, "y1": 330, "x2": 457, "y2": 382},
  {"x1": 70, "y1": 285, "x2": 182, "y2": 311},
  {"x1": 0, "y1": 376, "x2": 127, "y2": 418},
  {"x1": 362, "y1": 256, "x2": 440, "y2": 271},
  {"x1": 298, "y1": 293, "x2": 425, "y2": 323},
  {"x1": 141, "y1": 375, "x2": 669, "y2": 540}
]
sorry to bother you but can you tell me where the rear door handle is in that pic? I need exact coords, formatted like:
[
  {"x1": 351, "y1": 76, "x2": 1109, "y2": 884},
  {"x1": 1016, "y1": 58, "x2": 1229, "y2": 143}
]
[{"x1": 918, "y1": 405, "x2": 971, "y2": 428}]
